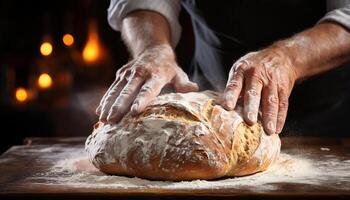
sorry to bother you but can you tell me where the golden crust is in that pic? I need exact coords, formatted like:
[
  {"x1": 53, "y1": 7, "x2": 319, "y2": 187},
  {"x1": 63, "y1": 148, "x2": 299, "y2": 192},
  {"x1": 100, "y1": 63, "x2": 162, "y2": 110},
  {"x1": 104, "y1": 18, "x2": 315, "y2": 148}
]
[{"x1": 85, "y1": 91, "x2": 281, "y2": 181}]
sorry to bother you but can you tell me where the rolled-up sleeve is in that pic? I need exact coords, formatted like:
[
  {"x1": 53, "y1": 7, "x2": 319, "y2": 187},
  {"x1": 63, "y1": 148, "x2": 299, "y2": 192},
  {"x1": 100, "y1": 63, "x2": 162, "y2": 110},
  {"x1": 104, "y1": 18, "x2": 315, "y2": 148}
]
[
  {"x1": 108, "y1": 0, "x2": 182, "y2": 47},
  {"x1": 319, "y1": 0, "x2": 350, "y2": 30}
]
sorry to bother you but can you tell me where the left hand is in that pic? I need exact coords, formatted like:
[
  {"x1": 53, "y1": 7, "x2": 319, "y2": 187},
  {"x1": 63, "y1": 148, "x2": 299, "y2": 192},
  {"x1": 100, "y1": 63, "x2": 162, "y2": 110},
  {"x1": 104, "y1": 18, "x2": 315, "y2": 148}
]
[{"x1": 222, "y1": 47, "x2": 298, "y2": 134}]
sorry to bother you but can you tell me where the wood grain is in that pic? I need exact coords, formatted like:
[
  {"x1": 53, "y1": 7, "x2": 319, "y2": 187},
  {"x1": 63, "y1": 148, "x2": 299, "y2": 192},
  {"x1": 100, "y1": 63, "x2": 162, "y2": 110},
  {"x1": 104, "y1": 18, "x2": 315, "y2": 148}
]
[{"x1": 0, "y1": 137, "x2": 349, "y2": 200}]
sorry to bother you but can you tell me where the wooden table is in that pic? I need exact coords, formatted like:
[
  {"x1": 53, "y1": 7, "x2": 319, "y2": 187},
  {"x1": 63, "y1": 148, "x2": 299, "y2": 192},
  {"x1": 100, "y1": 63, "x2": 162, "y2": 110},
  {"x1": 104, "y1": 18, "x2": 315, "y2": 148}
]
[{"x1": 0, "y1": 137, "x2": 349, "y2": 200}]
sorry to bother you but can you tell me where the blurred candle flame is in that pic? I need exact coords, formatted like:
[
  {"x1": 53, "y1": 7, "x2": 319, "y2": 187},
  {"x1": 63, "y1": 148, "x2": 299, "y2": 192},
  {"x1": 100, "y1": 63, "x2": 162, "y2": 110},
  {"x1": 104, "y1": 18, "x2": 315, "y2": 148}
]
[
  {"x1": 63, "y1": 33, "x2": 74, "y2": 47},
  {"x1": 40, "y1": 42, "x2": 53, "y2": 56},
  {"x1": 82, "y1": 20, "x2": 104, "y2": 64},
  {"x1": 15, "y1": 87, "x2": 28, "y2": 102},
  {"x1": 38, "y1": 73, "x2": 53, "y2": 89}
]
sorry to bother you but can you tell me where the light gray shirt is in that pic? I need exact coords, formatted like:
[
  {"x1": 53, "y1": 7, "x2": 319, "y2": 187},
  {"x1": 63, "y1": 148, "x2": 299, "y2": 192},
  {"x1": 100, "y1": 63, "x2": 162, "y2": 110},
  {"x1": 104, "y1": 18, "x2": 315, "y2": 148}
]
[{"x1": 107, "y1": 0, "x2": 350, "y2": 47}]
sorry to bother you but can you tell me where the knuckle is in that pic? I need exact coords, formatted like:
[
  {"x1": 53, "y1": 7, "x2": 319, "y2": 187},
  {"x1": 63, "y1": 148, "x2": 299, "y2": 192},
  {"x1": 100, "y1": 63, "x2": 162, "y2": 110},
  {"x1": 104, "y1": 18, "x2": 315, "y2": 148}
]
[
  {"x1": 119, "y1": 70, "x2": 130, "y2": 81},
  {"x1": 266, "y1": 70, "x2": 278, "y2": 83},
  {"x1": 116, "y1": 64, "x2": 129, "y2": 77},
  {"x1": 120, "y1": 87, "x2": 133, "y2": 97},
  {"x1": 247, "y1": 67, "x2": 261, "y2": 78},
  {"x1": 277, "y1": 115, "x2": 286, "y2": 123},
  {"x1": 110, "y1": 104, "x2": 120, "y2": 112},
  {"x1": 247, "y1": 69, "x2": 265, "y2": 85},
  {"x1": 234, "y1": 64, "x2": 246, "y2": 75},
  {"x1": 231, "y1": 62, "x2": 246, "y2": 75},
  {"x1": 264, "y1": 111, "x2": 277, "y2": 118},
  {"x1": 150, "y1": 67, "x2": 161, "y2": 75},
  {"x1": 115, "y1": 70, "x2": 121, "y2": 77},
  {"x1": 133, "y1": 66, "x2": 147, "y2": 78},
  {"x1": 226, "y1": 84, "x2": 239, "y2": 92},
  {"x1": 279, "y1": 100, "x2": 288, "y2": 109},
  {"x1": 115, "y1": 67, "x2": 124, "y2": 77},
  {"x1": 279, "y1": 87, "x2": 289, "y2": 96},
  {"x1": 234, "y1": 62, "x2": 245, "y2": 70},
  {"x1": 224, "y1": 91, "x2": 236, "y2": 101},
  {"x1": 267, "y1": 95, "x2": 279, "y2": 104},
  {"x1": 109, "y1": 85, "x2": 119, "y2": 93},
  {"x1": 246, "y1": 89, "x2": 259, "y2": 97},
  {"x1": 103, "y1": 96, "x2": 114, "y2": 104},
  {"x1": 151, "y1": 69, "x2": 160, "y2": 75},
  {"x1": 115, "y1": 71, "x2": 123, "y2": 79},
  {"x1": 139, "y1": 85, "x2": 153, "y2": 95},
  {"x1": 226, "y1": 80, "x2": 241, "y2": 91}
]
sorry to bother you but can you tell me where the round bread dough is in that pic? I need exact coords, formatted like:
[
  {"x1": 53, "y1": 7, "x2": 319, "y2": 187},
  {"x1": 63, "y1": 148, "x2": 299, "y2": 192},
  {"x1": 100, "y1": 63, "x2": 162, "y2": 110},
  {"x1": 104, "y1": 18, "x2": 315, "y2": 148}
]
[{"x1": 85, "y1": 91, "x2": 281, "y2": 181}]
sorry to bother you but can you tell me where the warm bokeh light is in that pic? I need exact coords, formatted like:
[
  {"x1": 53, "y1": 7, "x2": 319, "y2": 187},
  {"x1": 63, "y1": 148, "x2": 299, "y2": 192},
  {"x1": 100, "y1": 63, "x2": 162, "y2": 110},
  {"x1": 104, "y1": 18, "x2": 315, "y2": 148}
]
[
  {"x1": 40, "y1": 42, "x2": 53, "y2": 56},
  {"x1": 82, "y1": 21, "x2": 104, "y2": 64},
  {"x1": 62, "y1": 33, "x2": 74, "y2": 46},
  {"x1": 83, "y1": 39, "x2": 99, "y2": 63},
  {"x1": 15, "y1": 87, "x2": 28, "y2": 102},
  {"x1": 38, "y1": 73, "x2": 53, "y2": 89}
]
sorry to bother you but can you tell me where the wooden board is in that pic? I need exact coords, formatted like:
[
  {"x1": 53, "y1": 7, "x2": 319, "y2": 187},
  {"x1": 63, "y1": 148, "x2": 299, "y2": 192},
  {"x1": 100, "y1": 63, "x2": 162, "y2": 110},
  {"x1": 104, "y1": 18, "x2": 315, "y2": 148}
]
[{"x1": 0, "y1": 137, "x2": 349, "y2": 199}]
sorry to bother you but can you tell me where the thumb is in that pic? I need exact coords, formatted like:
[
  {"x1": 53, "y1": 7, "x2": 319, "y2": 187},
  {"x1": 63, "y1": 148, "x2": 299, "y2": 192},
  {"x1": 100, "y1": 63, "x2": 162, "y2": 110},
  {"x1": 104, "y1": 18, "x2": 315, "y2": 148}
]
[{"x1": 173, "y1": 70, "x2": 199, "y2": 93}]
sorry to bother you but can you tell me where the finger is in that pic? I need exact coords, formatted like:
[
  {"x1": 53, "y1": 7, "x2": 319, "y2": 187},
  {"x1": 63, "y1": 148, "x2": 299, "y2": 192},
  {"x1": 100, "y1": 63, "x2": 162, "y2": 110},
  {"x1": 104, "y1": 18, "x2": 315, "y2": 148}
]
[
  {"x1": 99, "y1": 78, "x2": 128, "y2": 122},
  {"x1": 276, "y1": 88, "x2": 289, "y2": 134},
  {"x1": 106, "y1": 73, "x2": 145, "y2": 123},
  {"x1": 243, "y1": 67, "x2": 263, "y2": 125},
  {"x1": 96, "y1": 79, "x2": 118, "y2": 116},
  {"x1": 96, "y1": 64, "x2": 131, "y2": 115},
  {"x1": 173, "y1": 68, "x2": 199, "y2": 93},
  {"x1": 261, "y1": 82, "x2": 279, "y2": 135},
  {"x1": 131, "y1": 76, "x2": 166, "y2": 114},
  {"x1": 223, "y1": 62, "x2": 247, "y2": 110}
]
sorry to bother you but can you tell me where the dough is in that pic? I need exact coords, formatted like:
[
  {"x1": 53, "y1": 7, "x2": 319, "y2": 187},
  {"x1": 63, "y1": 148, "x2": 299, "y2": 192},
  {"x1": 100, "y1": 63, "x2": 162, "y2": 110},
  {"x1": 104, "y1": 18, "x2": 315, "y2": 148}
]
[{"x1": 85, "y1": 91, "x2": 281, "y2": 181}]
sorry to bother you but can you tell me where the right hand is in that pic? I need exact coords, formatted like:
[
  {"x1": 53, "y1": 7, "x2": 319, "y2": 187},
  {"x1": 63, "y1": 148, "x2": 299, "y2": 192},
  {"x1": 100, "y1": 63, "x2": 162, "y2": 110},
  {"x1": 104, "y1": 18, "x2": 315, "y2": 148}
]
[{"x1": 96, "y1": 44, "x2": 199, "y2": 124}]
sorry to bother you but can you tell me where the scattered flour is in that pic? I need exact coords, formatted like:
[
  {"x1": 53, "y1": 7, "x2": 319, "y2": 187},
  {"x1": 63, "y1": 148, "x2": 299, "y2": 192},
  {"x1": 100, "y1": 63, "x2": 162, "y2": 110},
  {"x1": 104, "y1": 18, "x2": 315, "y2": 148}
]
[{"x1": 27, "y1": 146, "x2": 350, "y2": 191}]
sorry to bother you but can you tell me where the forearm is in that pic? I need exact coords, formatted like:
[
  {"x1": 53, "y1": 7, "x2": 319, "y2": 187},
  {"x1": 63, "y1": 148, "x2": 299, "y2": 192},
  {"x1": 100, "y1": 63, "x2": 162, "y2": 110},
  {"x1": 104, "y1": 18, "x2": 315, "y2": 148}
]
[
  {"x1": 121, "y1": 10, "x2": 173, "y2": 58},
  {"x1": 274, "y1": 22, "x2": 350, "y2": 79}
]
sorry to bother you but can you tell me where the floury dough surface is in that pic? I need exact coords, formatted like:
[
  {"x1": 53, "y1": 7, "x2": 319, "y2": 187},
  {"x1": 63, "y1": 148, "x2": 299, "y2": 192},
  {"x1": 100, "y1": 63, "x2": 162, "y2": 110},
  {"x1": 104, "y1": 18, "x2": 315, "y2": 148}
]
[
  {"x1": 27, "y1": 145, "x2": 350, "y2": 191},
  {"x1": 85, "y1": 90, "x2": 281, "y2": 180}
]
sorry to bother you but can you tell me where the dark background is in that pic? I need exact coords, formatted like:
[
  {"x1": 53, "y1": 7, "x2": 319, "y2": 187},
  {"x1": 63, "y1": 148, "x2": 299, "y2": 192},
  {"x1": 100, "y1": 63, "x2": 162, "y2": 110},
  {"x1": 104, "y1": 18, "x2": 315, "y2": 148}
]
[
  {"x1": 1, "y1": 1, "x2": 349, "y2": 154},
  {"x1": 0, "y1": 0, "x2": 195, "y2": 153}
]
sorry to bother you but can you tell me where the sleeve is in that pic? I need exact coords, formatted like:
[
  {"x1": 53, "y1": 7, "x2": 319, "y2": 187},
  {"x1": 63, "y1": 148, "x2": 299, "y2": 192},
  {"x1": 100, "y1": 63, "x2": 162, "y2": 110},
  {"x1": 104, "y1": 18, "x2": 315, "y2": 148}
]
[
  {"x1": 318, "y1": 0, "x2": 350, "y2": 30},
  {"x1": 107, "y1": 0, "x2": 182, "y2": 47}
]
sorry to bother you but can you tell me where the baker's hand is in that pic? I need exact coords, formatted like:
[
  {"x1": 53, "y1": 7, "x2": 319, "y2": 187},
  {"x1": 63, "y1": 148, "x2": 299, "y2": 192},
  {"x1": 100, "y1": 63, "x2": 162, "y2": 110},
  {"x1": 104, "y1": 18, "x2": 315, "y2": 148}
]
[
  {"x1": 222, "y1": 47, "x2": 297, "y2": 134},
  {"x1": 96, "y1": 44, "x2": 199, "y2": 124}
]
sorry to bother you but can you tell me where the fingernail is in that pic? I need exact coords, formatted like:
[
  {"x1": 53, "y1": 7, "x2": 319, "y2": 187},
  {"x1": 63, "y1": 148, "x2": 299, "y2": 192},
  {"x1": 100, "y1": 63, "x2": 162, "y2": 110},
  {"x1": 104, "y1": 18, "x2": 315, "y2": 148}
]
[
  {"x1": 225, "y1": 101, "x2": 234, "y2": 110},
  {"x1": 131, "y1": 103, "x2": 139, "y2": 115},
  {"x1": 224, "y1": 93, "x2": 234, "y2": 110},
  {"x1": 247, "y1": 112, "x2": 256, "y2": 122},
  {"x1": 267, "y1": 121, "x2": 275, "y2": 134},
  {"x1": 96, "y1": 106, "x2": 101, "y2": 114},
  {"x1": 106, "y1": 116, "x2": 113, "y2": 124},
  {"x1": 107, "y1": 111, "x2": 118, "y2": 124},
  {"x1": 276, "y1": 127, "x2": 283, "y2": 134},
  {"x1": 107, "y1": 114, "x2": 118, "y2": 124},
  {"x1": 190, "y1": 82, "x2": 199, "y2": 90},
  {"x1": 99, "y1": 112, "x2": 106, "y2": 122},
  {"x1": 99, "y1": 118, "x2": 107, "y2": 123}
]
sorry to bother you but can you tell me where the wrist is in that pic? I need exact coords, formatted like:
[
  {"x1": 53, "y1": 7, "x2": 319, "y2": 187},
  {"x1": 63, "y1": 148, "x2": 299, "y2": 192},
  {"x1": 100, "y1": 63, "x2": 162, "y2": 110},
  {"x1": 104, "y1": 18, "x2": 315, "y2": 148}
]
[
  {"x1": 134, "y1": 44, "x2": 177, "y2": 69},
  {"x1": 144, "y1": 43, "x2": 174, "y2": 54},
  {"x1": 271, "y1": 40, "x2": 305, "y2": 80},
  {"x1": 140, "y1": 43, "x2": 176, "y2": 59}
]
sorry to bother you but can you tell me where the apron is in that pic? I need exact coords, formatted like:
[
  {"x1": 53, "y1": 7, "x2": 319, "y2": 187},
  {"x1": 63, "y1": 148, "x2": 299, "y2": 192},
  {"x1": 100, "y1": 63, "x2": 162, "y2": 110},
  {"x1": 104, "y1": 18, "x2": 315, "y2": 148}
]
[{"x1": 182, "y1": 0, "x2": 350, "y2": 136}]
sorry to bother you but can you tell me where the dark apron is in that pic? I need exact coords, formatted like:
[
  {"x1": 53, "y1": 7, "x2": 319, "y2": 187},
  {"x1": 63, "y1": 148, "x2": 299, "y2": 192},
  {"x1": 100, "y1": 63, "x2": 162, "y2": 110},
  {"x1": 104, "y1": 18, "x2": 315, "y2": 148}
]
[{"x1": 182, "y1": 0, "x2": 350, "y2": 136}]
